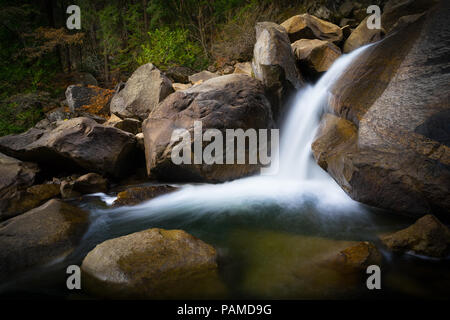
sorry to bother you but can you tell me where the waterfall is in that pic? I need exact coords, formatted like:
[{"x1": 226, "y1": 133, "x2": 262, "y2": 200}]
[{"x1": 88, "y1": 45, "x2": 372, "y2": 232}]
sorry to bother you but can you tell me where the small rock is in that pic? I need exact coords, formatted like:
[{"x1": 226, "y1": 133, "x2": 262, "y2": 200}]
[
  {"x1": 165, "y1": 66, "x2": 194, "y2": 84},
  {"x1": 172, "y1": 83, "x2": 192, "y2": 91},
  {"x1": 380, "y1": 215, "x2": 450, "y2": 258},
  {"x1": 233, "y1": 62, "x2": 253, "y2": 77},
  {"x1": 188, "y1": 70, "x2": 219, "y2": 84},
  {"x1": 292, "y1": 39, "x2": 341, "y2": 77},
  {"x1": 313, "y1": 5, "x2": 333, "y2": 21},
  {"x1": 111, "y1": 118, "x2": 141, "y2": 135},
  {"x1": 81, "y1": 228, "x2": 223, "y2": 298},
  {"x1": 220, "y1": 65, "x2": 234, "y2": 75},
  {"x1": 72, "y1": 173, "x2": 108, "y2": 194},
  {"x1": 0, "y1": 199, "x2": 89, "y2": 281},
  {"x1": 113, "y1": 185, "x2": 176, "y2": 207},
  {"x1": 60, "y1": 180, "x2": 81, "y2": 199}
]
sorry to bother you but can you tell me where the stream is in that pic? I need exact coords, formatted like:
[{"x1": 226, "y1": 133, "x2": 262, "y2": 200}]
[{"x1": 2, "y1": 44, "x2": 450, "y2": 300}]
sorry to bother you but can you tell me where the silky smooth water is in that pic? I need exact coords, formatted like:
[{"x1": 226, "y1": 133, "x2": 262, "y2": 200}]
[{"x1": 2, "y1": 44, "x2": 450, "y2": 299}]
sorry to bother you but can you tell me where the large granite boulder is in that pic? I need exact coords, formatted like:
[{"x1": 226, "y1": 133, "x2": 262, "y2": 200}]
[
  {"x1": 81, "y1": 228, "x2": 224, "y2": 299},
  {"x1": 0, "y1": 117, "x2": 138, "y2": 178},
  {"x1": 280, "y1": 14, "x2": 343, "y2": 44},
  {"x1": 380, "y1": 215, "x2": 450, "y2": 258},
  {"x1": 312, "y1": 1, "x2": 450, "y2": 217},
  {"x1": 292, "y1": 39, "x2": 341, "y2": 78},
  {"x1": 110, "y1": 63, "x2": 174, "y2": 120},
  {"x1": 0, "y1": 199, "x2": 89, "y2": 281},
  {"x1": 252, "y1": 22, "x2": 304, "y2": 118},
  {"x1": 142, "y1": 74, "x2": 275, "y2": 182}
]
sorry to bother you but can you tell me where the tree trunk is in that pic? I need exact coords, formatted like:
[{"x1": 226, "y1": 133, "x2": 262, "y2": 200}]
[{"x1": 143, "y1": 0, "x2": 149, "y2": 31}]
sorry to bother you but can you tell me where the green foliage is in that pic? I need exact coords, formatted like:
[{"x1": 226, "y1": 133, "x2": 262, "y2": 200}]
[
  {"x1": 136, "y1": 28, "x2": 207, "y2": 70},
  {"x1": 0, "y1": 102, "x2": 43, "y2": 136}
]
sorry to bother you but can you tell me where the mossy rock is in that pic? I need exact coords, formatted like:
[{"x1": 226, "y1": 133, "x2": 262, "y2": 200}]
[{"x1": 81, "y1": 228, "x2": 227, "y2": 299}]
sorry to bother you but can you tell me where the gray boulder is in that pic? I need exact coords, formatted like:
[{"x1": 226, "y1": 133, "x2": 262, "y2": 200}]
[
  {"x1": 110, "y1": 63, "x2": 174, "y2": 120},
  {"x1": 143, "y1": 74, "x2": 275, "y2": 182},
  {"x1": 252, "y1": 22, "x2": 304, "y2": 118},
  {"x1": 0, "y1": 117, "x2": 138, "y2": 178}
]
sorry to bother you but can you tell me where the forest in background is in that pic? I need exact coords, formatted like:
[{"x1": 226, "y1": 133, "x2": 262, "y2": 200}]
[{"x1": 0, "y1": 0, "x2": 382, "y2": 136}]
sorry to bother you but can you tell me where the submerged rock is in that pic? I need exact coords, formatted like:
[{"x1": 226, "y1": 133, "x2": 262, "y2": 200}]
[
  {"x1": 110, "y1": 63, "x2": 174, "y2": 120},
  {"x1": 0, "y1": 117, "x2": 138, "y2": 178},
  {"x1": 380, "y1": 215, "x2": 450, "y2": 258},
  {"x1": 81, "y1": 228, "x2": 225, "y2": 299},
  {"x1": 325, "y1": 241, "x2": 383, "y2": 274},
  {"x1": 143, "y1": 74, "x2": 275, "y2": 183},
  {"x1": 112, "y1": 185, "x2": 176, "y2": 207},
  {"x1": 312, "y1": 1, "x2": 450, "y2": 217},
  {"x1": 280, "y1": 14, "x2": 343, "y2": 44},
  {"x1": 0, "y1": 199, "x2": 88, "y2": 281}
]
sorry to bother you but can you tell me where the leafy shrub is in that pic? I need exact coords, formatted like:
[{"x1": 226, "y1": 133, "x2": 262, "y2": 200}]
[
  {"x1": 136, "y1": 27, "x2": 207, "y2": 71},
  {"x1": 0, "y1": 102, "x2": 43, "y2": 136}
]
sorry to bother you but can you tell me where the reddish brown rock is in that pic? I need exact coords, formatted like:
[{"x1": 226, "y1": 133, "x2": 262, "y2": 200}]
[{"x1": 380, "y1": 215, "x2": 450, "y2": 258}]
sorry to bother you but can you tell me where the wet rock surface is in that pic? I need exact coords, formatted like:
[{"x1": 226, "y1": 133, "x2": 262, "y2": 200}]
[
  {"x1": 380, "y1": 215, "x2": 450, "y2": 258},
  {"x1": 0, "y1": 199, "x2": 89, "y2": 281},
  {"x1": 81, "y1": 228, "x2": 225, "y2": 299}
]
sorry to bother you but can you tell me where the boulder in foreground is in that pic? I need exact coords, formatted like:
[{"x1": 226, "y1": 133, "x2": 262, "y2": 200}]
[
  {"x1": 81, "y1": 228, "x2": 225, "y2": 299},
  {"x1": 380, "y1": 215, "x2": 450, "y2": 258},
  {"x1": 0, "y1": 199, "x2": 88, "y2": 281}
]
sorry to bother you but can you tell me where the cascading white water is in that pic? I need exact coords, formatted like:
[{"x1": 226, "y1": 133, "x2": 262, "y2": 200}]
[{"x1": 91, "y1": 44, "x2": 372, "y2": 227}]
